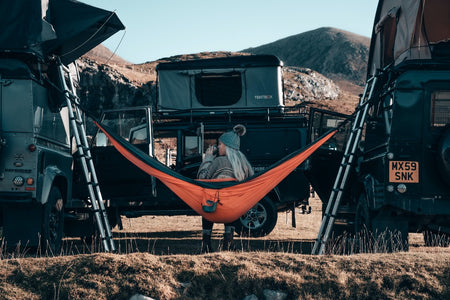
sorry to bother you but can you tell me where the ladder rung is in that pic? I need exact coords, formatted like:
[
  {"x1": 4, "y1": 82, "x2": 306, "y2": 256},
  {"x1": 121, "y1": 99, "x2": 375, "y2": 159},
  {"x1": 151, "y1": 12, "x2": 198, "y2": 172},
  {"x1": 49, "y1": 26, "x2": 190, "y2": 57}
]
[
  {"x1": 77, "y1": 145, "x2": 89, "y2": 152},
  {"x1": 69, "y1": 117, "x2": 83, "y2": 126},
  {"x1": 86, "y1": 181, "x2": 98, "y2": 187},
  {"x1": 351, "y1": 127, "x2": 363, "y2": 133},
  {"x1": 68, "y1": 95, "x2": 80, "y2": 103},
  {"x1": 342, "y1": 153, "x2": 352, "y2": 159},
  {"x1": 70, "y1": 116, "x2": 83, "y2": 124},
  {"x1": 79, "y1": 153, "x2": 92, "y2": 160},
  {"x1": 324, "y1": 213, "x2": 336, "y2": 218},
  {"x1": 340, "y1": 162, "x2": 352, "y2": 168}
]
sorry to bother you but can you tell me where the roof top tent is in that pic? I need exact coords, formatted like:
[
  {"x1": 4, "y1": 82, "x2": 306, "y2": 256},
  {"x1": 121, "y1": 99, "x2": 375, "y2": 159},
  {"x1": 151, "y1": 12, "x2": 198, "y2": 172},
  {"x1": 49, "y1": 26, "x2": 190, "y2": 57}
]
[
  {"x1": 0, "y1": 0, "x2": 125, "y2": 65},
  {"x1": 367, "y1": 0, "x2": 450, "y2": 78},
  {"x1": 155, "y1": 55, "x2": 285, "y2": 117}
]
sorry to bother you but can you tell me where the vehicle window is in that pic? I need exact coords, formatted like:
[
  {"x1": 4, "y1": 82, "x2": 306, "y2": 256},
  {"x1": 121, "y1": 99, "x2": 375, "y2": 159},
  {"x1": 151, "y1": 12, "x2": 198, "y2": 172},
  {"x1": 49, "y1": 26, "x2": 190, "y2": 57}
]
[
  {"x1": 129, "y1": 124, "x2": 148, "y2": 144},
  {"x1": 95, "y1": 110, "x2": 147, "y2": 146},
  {"x1": 30, "y1": 85, "x2": 69, "y2": 145},
  {"x1": 195, "y1": 71, "x2": 242, "y2": 106},
  {"x1": 185, "y1": 135, "x2": 201, "y2": 157},
  {"x1": 33, "y1": 105, "x2": 69, "y2": 144},
  {"x1": 431, "y1": 90, "x2": 450, "y2": 127},
  {"x1": 381, "y1": 15, "x2": 397, "y2": 67},
  {"x1": 310, "y1": 112, "x2": 349, "y2": 152}
]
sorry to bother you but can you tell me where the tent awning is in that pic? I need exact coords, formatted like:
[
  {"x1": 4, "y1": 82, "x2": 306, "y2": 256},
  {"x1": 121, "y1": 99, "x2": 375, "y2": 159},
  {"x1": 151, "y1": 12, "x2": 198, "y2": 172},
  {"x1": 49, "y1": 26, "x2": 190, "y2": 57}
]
[{"x1": 0, "y1": 0, "x2": 125, "y2": 64}]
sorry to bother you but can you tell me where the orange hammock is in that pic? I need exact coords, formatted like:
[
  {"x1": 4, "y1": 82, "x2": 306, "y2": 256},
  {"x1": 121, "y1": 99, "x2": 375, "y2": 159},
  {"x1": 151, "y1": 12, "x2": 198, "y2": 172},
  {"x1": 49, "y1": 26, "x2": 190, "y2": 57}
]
[{"x1": 95, "y1": 121, "x2": 336, "y2": 223}]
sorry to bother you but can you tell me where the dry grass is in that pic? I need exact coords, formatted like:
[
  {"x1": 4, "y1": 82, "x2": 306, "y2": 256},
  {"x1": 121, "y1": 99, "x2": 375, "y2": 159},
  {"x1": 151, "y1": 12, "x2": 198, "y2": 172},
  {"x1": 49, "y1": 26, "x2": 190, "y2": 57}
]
[
  {"x1": 1, "y1": 251, "x2": 449, "y2": 300},
  {"x1": 1, "y1": 197, "x2": 450, "y2": 299}
]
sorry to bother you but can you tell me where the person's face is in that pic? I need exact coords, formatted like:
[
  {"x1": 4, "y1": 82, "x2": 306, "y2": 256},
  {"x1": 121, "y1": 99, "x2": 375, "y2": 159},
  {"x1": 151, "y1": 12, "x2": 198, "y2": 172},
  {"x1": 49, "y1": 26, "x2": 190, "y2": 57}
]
[{"x1": 218, "y1": 141, "x2": 227, "y2": 156}]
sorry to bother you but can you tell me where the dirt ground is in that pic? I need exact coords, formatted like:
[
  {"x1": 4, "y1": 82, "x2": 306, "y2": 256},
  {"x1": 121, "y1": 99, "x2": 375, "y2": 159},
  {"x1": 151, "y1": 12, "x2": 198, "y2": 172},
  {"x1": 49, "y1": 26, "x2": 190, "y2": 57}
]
[
  {"x1": 69, "y1": 195, "x2": 432, "y2": 256},
  {"x1": 2, "y1": 196, "x2": 449, "y2": 300}
]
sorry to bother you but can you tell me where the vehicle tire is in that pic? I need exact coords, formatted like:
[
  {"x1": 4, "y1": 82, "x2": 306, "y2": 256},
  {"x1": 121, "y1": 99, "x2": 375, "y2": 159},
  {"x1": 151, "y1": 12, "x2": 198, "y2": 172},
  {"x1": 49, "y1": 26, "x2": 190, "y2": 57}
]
[
  {"x1": 436, "y1": 126, "x2": 450, "y2": 186},
  {"x1": 106, "y1": 208, "x2": 119, "y2": 230},
  {"x1": 354, "y1": 193, "x2": 374, "y2": 253},
  {"x1": 423, "y1": 230, "x2": 450, "y2": 247},
  {"x1": 232, "y1": 196, "x2": 278, "y2": 237},
  {"x1": 369, "y1": 211, "x2": 409, "y2": 253},
  {"x1": 320, "y1": 201, "x2": 355, "y2": 255},
  {"x1": 41, "y1": 186, "x2": 64, "y2": 254}
]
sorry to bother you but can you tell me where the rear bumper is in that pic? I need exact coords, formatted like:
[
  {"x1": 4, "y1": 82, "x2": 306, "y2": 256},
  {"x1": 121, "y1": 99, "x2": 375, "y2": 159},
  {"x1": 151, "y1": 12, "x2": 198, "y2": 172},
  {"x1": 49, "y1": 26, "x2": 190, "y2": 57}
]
[{"x1": 0, "y1": 192, "x2": 34, "y2": 205}]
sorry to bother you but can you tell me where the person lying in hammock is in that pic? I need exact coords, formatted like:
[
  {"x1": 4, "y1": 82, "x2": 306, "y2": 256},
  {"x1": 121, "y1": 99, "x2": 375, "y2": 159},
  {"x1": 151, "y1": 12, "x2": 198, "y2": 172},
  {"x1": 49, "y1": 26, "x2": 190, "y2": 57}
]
[{"x1": 197, "y1": 124, "x2": 254, "y2": 252}]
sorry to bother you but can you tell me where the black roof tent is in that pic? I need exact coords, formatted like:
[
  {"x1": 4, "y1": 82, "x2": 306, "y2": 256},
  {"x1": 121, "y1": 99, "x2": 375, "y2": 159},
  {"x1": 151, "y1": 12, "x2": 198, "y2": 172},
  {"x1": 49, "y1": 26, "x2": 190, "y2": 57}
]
[
  {"x1": 156, "y1": 55, "x2": 283, "y2": 71},
  {"x1": 0, "y1": 0, "x2": 125, "y2": 65}
]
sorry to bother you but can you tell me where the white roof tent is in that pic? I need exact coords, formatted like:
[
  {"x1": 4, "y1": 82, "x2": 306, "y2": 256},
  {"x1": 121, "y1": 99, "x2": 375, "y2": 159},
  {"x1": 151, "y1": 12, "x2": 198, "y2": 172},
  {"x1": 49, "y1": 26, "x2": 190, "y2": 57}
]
[
  {"x1": 156, "y1": 55, "x2": 284, "y2": 115},
  {"x1": 368, "y1": 0, "x2": 450, "y2": 77}
]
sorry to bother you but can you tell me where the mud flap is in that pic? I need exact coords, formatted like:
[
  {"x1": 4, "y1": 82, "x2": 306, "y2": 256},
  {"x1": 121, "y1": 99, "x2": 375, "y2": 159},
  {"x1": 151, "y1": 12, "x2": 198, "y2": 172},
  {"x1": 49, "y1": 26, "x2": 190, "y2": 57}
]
[
  {"x1": 371, "y1": 211, "x2": 409, "y2": 252},
  {"x1": 2, "y1": 205, "x2": 42, "y2": 248}
]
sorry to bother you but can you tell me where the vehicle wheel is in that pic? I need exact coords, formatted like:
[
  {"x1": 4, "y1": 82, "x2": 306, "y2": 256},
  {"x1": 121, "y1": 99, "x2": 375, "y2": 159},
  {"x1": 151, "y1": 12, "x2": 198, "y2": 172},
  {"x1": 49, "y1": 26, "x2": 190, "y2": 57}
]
[
  {"x1": 233, "y1": 196, "x2": 277, "y2": 237},
  {"x1": 41, "y1": 186, "x2": 64, "y2": 254},
  {"x1": 320, "y1": 201, "x2": 355, "y2": 255},
  {"x1": 370, "y1": 211, "x2": 409, "y2": 253},
  {"x1": 423, "y1": 230, "x2": 450, "y2": 247},
  {"x1": 436, "y1": 126, "x2": 450, "y2": 186},
  {"x1": 106, "y1": 208, "x2": 119, "y2": 229},
  {"x1": 354, "y1": 193, "x2": 374, "y2": 253}
]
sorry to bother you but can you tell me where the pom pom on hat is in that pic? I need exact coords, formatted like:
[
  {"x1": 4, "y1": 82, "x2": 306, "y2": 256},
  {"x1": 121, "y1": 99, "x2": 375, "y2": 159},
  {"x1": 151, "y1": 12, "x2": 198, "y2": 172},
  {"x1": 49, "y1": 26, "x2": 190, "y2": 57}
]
[
  {"x1": 219, "y1": 124, "x2": 247, "y2": 150},
  {"x1": 233, "y1": 124, "x2": 246, "y2": 137}
]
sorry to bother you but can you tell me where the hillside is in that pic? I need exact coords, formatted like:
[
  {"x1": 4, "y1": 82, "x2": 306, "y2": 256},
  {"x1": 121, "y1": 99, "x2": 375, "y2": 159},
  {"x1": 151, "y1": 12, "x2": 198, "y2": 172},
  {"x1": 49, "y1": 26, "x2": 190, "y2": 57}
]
[
  {"x1": 77, "y1": 27, "x2": 369, "y2": 117},
  {"x1": 83, "y1": 44, "x2": 131, "y2": 66},
  {"x1": 243, "y1": 27, "x2": 370, "y2": 85}
]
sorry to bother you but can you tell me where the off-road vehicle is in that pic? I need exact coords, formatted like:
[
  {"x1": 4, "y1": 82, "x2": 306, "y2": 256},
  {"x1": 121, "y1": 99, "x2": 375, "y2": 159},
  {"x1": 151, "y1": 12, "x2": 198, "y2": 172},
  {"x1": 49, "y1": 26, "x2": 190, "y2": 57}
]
[
  {"x1": 307, "y1": 0, "x2": 450, "y2": 252},
  {"x1": 0, "y1": 0, "x2": 124, "y2": 250},
  {"x1": 78, "y1": 55, "x2": 312, "y2": 237}
]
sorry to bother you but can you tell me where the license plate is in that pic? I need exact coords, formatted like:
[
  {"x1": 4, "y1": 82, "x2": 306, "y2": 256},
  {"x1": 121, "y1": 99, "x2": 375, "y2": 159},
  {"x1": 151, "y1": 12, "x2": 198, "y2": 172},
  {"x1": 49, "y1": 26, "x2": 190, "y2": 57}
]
[{"x1": 389, "y1": 161, "x2": 419, "y2": 183}]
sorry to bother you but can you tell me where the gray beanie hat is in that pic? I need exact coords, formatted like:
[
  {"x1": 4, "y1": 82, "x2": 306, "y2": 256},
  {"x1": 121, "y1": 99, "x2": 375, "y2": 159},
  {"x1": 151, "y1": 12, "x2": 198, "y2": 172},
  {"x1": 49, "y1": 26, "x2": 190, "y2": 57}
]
[{"x1": 219, "y1": 124, "x2": 246, "y2": 150}]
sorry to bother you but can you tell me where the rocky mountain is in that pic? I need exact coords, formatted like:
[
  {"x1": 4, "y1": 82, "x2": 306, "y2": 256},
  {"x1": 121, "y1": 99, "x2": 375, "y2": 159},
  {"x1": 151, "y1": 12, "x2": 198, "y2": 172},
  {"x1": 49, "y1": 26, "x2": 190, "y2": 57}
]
[
  {"x1": 83, "y1": 44, "x2": 131, "y2": 66},
  {"x1": 242, "y1": 27, "x2": 370, "y2": 85},
  {"x1": 77, "y1": 27, "x2": 368, "y2": 116},
  {"x1": 77, "y1": 58, "x2": 154, "y2": 118}
]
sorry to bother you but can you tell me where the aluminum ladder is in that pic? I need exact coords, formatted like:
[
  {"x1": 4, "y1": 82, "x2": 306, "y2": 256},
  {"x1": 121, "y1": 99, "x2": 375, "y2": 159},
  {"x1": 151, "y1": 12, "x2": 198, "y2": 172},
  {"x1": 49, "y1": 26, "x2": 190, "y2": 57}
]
[
  {"x1": 312, "y1": 75, "x2": 379, "y2": 255},
  {"x1": 57, "y1": 62, "x2": 116, "y2": 252}
]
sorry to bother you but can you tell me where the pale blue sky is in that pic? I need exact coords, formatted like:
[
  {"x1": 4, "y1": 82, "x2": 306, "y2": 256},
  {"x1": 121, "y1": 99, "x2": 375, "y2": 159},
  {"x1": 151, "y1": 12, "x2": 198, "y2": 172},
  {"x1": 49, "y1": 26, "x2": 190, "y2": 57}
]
[{"x1": 82, "y1": 0, "x2": 379, "y2": 64}]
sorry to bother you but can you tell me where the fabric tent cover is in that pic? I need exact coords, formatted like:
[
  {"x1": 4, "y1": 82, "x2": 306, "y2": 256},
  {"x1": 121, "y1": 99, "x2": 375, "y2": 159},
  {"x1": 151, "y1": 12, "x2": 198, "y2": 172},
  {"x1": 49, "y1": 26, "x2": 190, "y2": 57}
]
[
  {"x1": 368, "y1": 0, "x2": 450, "y2": 77},
  {"x1": 95, "y1": 121, "x2": 336, "y2": 223},
  {"x1": 0, "y1": 0, "x2": 125, "y2": 64},
  {"x1": 156, "y1": 55, "x2": 284, "y2": 111}
]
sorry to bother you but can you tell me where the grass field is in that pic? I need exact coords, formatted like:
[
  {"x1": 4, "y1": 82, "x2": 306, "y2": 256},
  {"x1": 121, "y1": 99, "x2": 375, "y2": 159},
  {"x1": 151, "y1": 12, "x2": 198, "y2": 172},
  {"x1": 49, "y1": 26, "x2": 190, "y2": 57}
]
[{"x1": 1, "y1": 196, "x2": 449, "y2": 299}]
